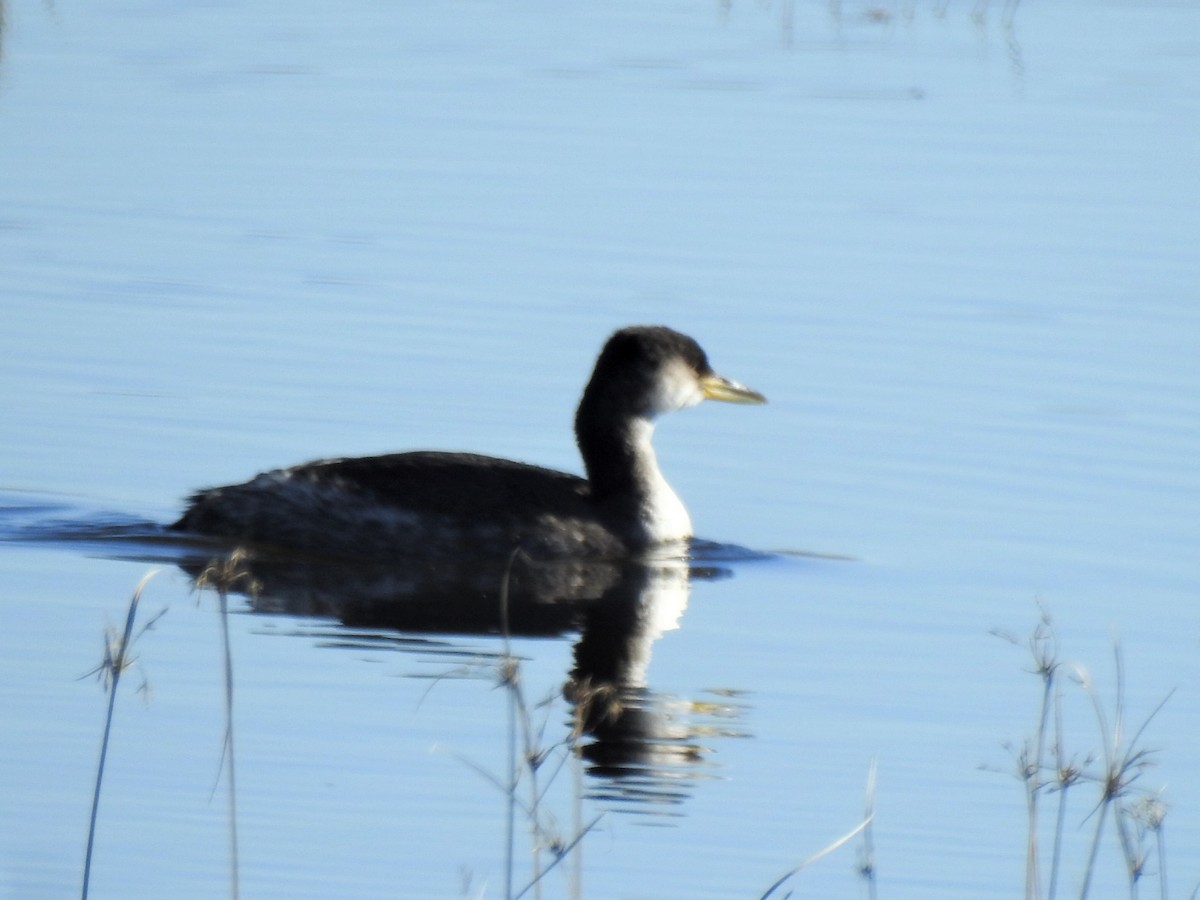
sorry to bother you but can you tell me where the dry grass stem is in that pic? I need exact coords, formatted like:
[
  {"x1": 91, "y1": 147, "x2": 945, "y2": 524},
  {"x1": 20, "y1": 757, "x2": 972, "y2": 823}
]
[
  {"x1": 759, "y1": 810, "x2": 876, "y2": 900},
  {"x1": 194, "y1": 550, "x2": 261, "y2": 900},
  {"x1": 81, "y1": 569, "x2": 162, "y2": 900},
  {"x1": 432, "y1": 547, "x2": 603, "y2": 899},
  {"x1": 998, "y1": 614, "x2": 1175, "y2": 900}
]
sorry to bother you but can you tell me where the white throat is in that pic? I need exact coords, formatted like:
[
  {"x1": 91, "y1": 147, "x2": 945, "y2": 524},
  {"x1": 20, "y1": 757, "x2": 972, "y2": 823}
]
[{"x1": 628, "y1": 417, "x2": 692, "y2": 543}]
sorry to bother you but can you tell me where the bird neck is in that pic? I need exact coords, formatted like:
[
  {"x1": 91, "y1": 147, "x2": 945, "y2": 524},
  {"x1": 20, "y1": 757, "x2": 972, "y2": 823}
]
[
  {"x1": 575, "y1": 407, "x2": 692, "y2": 543},
  {"x1": 577, "y1": 413, "x2": 659, "y2": 501}
]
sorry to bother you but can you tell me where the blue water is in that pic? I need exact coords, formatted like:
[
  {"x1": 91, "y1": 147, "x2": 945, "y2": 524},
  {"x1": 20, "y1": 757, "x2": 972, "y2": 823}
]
[{"x1": 2, "y1": 0, "x2": 1199, "y2": 897}]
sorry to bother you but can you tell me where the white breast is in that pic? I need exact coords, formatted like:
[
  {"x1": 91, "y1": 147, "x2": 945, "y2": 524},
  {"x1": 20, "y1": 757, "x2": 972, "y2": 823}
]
[
  {"x1": 628, "y1": 418, "x2": 693, "y2": 543},
  {"x1": 641, "y1": 472, "x2": 692, "y2": 542}
]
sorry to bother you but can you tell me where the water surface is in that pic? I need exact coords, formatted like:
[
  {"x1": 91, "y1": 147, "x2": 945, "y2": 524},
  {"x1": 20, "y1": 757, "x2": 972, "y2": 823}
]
[{"x1": 2, "y1": 0, "x2": 1198, "y2": 897}]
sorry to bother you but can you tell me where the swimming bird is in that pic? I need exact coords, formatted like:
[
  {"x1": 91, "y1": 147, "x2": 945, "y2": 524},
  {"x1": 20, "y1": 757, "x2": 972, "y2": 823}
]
[{"x1": 172, "y1": 325, "x2": 765, "y2": 560}]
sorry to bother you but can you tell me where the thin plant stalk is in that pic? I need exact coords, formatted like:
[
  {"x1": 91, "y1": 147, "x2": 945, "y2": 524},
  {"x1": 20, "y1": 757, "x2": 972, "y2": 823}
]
[
  {"x1": 759, "y1": 814, "x2": 874, "y2": 900},
  {"x1": 1156, "y1": 822, "x2": 1168, "y2": 900},
  {"x1": 499, "y1": 553, "x2": 557, "y2": 899},
  {"x1": 512, "y1": 814, "x2": 604, "y2": 900},
  {"x1": 446, "y1": 548, "x2": 602, "y2": 898},
  {"x1": 1024, "y1": 616, "x2": 1059, "y2": 900},
  {"x1": 196, "y1": 551, "x2": 257, "y2": 900},
  {"x1": 498, "y1": 550, "x2": 520, "y2": 899},
  {"x1": 1072, "y1": 647, "x2": 1173, "y2": 900},
  {"x1": 570, "y1": 705, "x2": 584, "y2": 900},
  {"x1": 1047, "y1": 687, "x2": 1071, "y2": 900},
  {"x1": 505, "y1": 669, "x2": 516, "y2": 900},
  {"x1": 1115, "y1": 807, "x2": 1141, "y2": 900},
  {"x1": 861, "y1": 759, "x2": 879, "y2": 900},
  {"x1": 999, "y1": 617, "x2": 1174, "y2": 900},
  {"x1": 216, "y1": 586, "x2": 240, "y2": 900},
  {"x1": 81, "y1": 569, "x2": 160, "y2": 900},
  {"x1": 518, "y1": 680, "x2": 543, "y2": 898},
  {"x1": 1026, "y1": 665, "x2": 1054, "y2": 900},
  {"x1": 1078, "y1": 796, "x2": 1111, "y2": 900},
  {"x1": 498, "y1": 548, "x2": 602, "y2": 899}
]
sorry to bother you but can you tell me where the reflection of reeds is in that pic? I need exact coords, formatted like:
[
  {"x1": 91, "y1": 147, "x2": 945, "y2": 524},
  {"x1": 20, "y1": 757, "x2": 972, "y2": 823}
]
[
  {"x1": 81, "y1": 569, "x2": 165, "y2": 900},
  {"x1": 994, "y1": 612, "x2": 1174, "y2": 900}
]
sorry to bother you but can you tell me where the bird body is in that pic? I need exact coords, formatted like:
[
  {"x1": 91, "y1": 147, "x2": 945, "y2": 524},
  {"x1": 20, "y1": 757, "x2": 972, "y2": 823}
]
[{"x1": 173, "y1": 326, "x2": 764, "y2": 560}]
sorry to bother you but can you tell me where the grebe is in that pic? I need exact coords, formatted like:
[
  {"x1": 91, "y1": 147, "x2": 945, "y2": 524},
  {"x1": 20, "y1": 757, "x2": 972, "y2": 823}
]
[{"x1": 172, "y1": 326, "x2": 765, "y2": 559}]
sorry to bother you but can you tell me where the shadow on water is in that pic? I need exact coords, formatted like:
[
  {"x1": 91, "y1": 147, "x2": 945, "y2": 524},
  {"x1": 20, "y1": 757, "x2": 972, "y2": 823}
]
[{"x1": 0, "y1": 492, "x2": 791, "y2": 815}]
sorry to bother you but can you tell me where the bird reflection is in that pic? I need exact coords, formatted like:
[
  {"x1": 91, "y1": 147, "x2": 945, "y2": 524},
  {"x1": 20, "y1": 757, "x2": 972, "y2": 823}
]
[
  {"x1": 178, "y1": 542, "x2": 750, "y2": 813},
  {"x1": 566, "y1": 562, "x2": 717, "y2": 807},
  {"x1": 0, "y1": 492, "x2": 753, "y2": 811}
]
